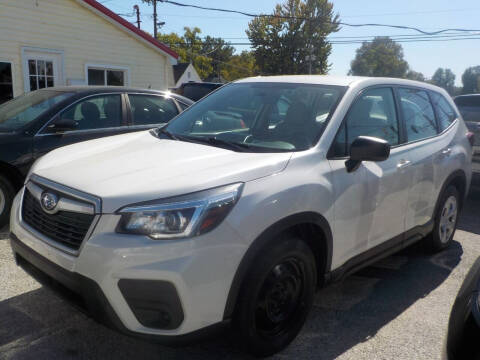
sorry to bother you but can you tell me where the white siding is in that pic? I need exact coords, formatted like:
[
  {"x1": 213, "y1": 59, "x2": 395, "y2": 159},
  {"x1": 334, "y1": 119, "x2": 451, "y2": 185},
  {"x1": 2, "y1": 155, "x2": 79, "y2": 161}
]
[{"x1": 0, "y1": 0, "x2": 175, "y2": 96}]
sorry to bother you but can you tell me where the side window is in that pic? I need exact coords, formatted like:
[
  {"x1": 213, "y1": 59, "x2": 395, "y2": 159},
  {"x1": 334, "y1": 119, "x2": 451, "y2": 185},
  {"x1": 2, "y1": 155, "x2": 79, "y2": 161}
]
[
  {"x1": 59, "y1": 94, "x2": 122, "y2": 131},
  {"x1": 398, "y1": 88, "x2": 437, "y2": 142},
  {"x1": 431, "y1": 92, "x2": 457, "y2": 131},
  {"x1": 331, "y1": 87, "x2": 399, "y2": 157},
  {"x1": 129, "y1": 95, "x2": 179, "y2": 125}
]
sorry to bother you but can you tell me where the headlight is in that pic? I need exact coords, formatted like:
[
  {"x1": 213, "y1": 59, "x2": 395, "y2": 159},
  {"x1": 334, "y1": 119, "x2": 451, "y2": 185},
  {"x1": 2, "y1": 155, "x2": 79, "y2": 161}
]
[{"x1": 116, "y1": 183, "x2": 243, "y2": 239}]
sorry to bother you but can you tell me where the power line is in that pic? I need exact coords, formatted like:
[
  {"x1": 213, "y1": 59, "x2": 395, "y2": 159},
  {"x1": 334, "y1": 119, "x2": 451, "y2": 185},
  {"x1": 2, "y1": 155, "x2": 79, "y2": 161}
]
[
  {"x1": 206, "y1": 32, "x2": 480, "y2": 40},
  {"x1": 154, "y1": 33, "x2": 480, "y2": 47},
  {"x1": 341, "y1": 8, "x2": 480, "y2": 18},
  {"x1": 332, "y1": 36, "x2": 480, "y2": 45},
  {"x1": 150, "y1": 8, "x2": 480, "y2": 20},
  {"x1": 117, "y1": 12, "x2": 135, "y2": 17},
  {"x1": 158, "y1": 0, "x2": 480, "y2": 36}
]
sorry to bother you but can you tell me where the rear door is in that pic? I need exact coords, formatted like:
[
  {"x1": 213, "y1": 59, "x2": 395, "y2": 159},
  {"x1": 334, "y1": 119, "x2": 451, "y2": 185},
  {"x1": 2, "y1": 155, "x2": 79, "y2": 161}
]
[
  {"x1": 126, "y1": 93, "x2": 180, "y2": 132},
  {"x1": 395, "y1": 87, "x2": 446, "y2": 231},
  {"x1": 33, "y1": 93, "x2": 128, "y2": 159}
]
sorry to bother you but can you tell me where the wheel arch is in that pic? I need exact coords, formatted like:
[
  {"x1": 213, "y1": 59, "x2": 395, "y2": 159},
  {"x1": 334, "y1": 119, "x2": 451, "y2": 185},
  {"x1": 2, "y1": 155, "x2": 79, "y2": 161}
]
[
  {"x1": 436, "y1": 169, "x2": 468, "y2": 214},
  {"x1": 223, "y1": 211, "x2": 332, "y2": 320}
]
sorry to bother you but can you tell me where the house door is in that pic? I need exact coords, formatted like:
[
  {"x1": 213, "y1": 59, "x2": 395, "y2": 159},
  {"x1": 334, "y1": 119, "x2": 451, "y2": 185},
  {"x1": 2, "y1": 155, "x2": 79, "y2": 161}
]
[{"x1": 22, "y1": 49, "x2": 63, "y2": 92}]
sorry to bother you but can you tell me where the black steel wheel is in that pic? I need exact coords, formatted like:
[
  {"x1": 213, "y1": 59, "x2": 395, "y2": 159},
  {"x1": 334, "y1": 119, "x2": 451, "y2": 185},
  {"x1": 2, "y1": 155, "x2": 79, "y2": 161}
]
[{"x1": 235, "y1": 236, "x2": 316, "y2": 357}]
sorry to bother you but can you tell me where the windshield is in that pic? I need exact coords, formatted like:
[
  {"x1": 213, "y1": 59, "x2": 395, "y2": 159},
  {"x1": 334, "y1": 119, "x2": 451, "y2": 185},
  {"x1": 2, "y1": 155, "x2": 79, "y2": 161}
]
[
  {"x1": 454, "y1": 96, "x2": 480, "y2": 123},
  {"x1": 163, "y1": 82, "x2": 345, "y2": 152},
  {"x1": 0, "y1": 90, "x2": 73, "y2": 131}
]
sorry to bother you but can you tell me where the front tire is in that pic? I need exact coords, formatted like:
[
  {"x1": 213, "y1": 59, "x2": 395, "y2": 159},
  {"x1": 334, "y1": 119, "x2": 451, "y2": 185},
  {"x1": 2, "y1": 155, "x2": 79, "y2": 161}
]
[
  {"x1": 234, "y1": 236, "x2": 317, "y2": 357},
  {"x1": 0, "y1": 175, "x2": 15, "y2": 228},
  {"x1": 425, "y1": 186, "x2": 460, "y2": 252}
]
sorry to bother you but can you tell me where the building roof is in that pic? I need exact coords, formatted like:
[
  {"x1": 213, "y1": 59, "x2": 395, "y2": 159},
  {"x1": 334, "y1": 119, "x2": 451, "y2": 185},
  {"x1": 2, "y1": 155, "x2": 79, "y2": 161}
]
[
  {"x1": 173, "y1": 63, "x2": 191, "y2": 83},
  {"x1": 80, "y1": 0, "x2": 178, "y2": 60}
]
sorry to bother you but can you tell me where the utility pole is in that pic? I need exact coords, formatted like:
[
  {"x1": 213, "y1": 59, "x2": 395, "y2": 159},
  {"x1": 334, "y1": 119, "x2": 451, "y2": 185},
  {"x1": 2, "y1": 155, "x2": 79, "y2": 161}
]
[
  {"x1": 133, "y1": 5, "x2": 141, "y2": 29},
  {"x1": 153, "y1": 0, "x2": 158, "y2": 38}
]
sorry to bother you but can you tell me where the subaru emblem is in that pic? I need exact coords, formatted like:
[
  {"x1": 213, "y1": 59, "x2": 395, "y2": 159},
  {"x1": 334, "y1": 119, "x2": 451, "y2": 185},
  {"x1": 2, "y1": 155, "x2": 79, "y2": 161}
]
[{"x1": 41, "y1": 192, "x2": 58, "y2": 212}]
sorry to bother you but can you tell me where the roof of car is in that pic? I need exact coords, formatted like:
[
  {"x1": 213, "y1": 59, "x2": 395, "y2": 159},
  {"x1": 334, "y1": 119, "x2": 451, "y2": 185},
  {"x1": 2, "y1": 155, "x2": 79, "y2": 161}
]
[
  {"x1": 235, "y1": 75, "x2": 365, "y2": 86},
  {"x1": 39, "y1": 86, "x2": 194, "y2": 103},
  {"x1": 235, "y1": 75, "x2": 446, "y2": 92}
]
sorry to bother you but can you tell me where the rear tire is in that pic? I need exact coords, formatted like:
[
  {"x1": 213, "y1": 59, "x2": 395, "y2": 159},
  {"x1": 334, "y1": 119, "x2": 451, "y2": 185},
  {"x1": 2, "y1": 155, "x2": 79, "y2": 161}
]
[
  {"x1": 234, "y1": 235, "x2": 317, "y2": 357},
  {"x1": 0, "y1": 175, "x2": 15, "y2": 229},
  {"x1": 425, "y1": 186, "x2": 460, "y2": 252}
]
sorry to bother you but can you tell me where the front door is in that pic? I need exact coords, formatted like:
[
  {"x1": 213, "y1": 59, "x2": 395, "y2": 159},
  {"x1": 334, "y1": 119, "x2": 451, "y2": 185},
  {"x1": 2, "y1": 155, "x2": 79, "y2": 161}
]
[
  {"x1": 33, "y1": 93, "x2": 128, "y2": 159},
  {"x1": 328, "y1": 87, "x2": 409, "y2": 263}
]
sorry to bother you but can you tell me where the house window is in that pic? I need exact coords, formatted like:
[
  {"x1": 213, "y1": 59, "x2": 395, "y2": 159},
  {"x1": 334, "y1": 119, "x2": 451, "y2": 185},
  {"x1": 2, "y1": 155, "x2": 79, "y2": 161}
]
[
  {"x1": 87, "y1": 66, "x2": 127, "y2": 86},
  {"x1": 0, "y1": 62, "x2": 13, "y2": 104},
  {"x1": 27, "y1": 59, "x2": 56, "y2": 91}
]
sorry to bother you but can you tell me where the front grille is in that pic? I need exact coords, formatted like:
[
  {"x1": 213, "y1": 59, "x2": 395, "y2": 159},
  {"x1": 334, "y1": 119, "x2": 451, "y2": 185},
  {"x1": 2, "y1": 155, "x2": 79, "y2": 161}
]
[{"x1": 22, "y1": 189, "x2": 94, "y2": 251}]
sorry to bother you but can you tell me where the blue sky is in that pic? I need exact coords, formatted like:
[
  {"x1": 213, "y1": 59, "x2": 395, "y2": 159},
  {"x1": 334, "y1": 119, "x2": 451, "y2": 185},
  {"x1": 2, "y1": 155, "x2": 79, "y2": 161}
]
[{"x1": 102, "y1": 0, "x2": 480, "y2": 85}]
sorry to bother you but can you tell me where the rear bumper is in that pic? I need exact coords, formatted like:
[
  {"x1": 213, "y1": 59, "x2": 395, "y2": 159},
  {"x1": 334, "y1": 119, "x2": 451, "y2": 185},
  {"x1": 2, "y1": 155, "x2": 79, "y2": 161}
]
[{"x1": 10, "y1": 232, "x2": 227, "y2": 344}]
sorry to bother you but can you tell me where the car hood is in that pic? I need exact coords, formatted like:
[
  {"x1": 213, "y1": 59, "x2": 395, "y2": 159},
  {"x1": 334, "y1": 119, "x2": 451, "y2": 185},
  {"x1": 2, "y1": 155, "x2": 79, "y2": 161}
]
[{"x1": 30, "y1": 131, "x2": 292, "y2": 212}]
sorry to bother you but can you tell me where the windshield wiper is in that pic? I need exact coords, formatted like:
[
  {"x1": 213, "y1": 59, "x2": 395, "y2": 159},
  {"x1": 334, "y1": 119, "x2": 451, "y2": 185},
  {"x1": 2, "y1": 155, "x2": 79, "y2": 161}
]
[
  {"x1": 203, "y1": 137, "x2": 253, "y2": 152},
  {"x1": 178, "y1": 136, "x2": 252, "y2": 152}
]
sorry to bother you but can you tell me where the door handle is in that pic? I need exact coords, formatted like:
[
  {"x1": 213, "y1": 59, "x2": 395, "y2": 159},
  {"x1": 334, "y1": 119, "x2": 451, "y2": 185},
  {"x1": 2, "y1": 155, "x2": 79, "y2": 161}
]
[
  {"x1": 397, "y1": 159, "x2": 411, "y2": 169},
  {"x1": 442, "y1": 148, "x2": 452, "y2": 156}
]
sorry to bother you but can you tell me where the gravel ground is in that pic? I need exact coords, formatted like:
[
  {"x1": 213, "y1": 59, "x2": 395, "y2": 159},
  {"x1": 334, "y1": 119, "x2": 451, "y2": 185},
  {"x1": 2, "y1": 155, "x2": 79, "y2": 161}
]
[{"x1": 1, "y1": 194, "x2": 480, "y2": 360}]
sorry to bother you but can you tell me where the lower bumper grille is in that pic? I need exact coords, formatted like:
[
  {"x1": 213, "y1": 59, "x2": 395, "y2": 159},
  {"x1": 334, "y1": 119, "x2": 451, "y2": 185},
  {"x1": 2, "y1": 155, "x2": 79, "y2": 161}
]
[{"x1": 22, "y1": 189, "x2": 94, "y2": 251}]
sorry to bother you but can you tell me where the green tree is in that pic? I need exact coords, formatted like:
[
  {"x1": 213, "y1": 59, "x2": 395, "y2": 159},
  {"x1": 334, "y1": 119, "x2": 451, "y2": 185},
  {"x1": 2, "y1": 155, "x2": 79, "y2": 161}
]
[
  {"x1": 247, "y1": 0, "x2": 339, "y2": 75},
  {"x1": 157, "y1": 27, "x2": 213, "y2": 79},
  {"x1": 182, "y1": 27, "x2": 213, "y2": 79},
  {"x1": 349, "y1": 37, "x2": 409, "y2": 78},
  {"x1": 221, "y1": 51, "x2": 259, "y2": 81},
  {"x1": 431, "y1": 68, "x2": 456, "y2": 95},
  {"x1": 406, "y1": 70, "x2": 425, "y2": 82},
  {"x1": 201, "y1": 36, "x2": 235, "y2": 79},
  {"x1": 157, "y1": 32, "x2": 187, "y2": 59},
  {"x1": 461, "y1": 66, "x2": 480, "y2": 94}
]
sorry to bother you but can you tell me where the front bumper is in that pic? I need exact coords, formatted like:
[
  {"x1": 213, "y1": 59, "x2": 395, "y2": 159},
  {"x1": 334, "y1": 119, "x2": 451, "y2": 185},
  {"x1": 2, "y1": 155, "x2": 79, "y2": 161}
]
[
  {"x1": 9, "y1": 233, "x2": 227, "y2": 343},
  {"x1": 9, "y1": 189, "x2": 246, "y2": 338}
]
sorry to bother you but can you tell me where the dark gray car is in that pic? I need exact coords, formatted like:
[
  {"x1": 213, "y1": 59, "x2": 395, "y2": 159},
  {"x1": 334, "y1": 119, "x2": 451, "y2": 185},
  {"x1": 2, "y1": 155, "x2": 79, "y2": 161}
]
[
  {"x1": 0, "y1": 86, "x2": 193, "y2": 227},
  {"x1": 455, "y1": 94, "x2": 480, "y2": 188},
  {"x1": 455, "y1": 94, "x2": 480, "y2": 146}
]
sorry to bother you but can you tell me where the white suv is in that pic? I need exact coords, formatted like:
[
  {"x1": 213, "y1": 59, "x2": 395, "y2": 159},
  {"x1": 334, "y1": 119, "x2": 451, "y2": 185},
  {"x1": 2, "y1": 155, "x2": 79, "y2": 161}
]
[{"x1": 9, "y1": 76, "x2": 473, "y2": 356}]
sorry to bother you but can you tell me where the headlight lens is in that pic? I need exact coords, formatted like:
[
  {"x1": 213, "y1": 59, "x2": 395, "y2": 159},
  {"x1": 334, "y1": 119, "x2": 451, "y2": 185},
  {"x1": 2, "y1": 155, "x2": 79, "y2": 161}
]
[{"x1": 117, "y1": 183, "x2": 243, "y2": 239}]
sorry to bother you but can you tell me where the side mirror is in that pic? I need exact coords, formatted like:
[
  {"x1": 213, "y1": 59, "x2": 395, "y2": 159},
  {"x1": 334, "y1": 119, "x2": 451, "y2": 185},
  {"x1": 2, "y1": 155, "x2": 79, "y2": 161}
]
[
  {"x1": 345, "y1": 136, "x2": 391, "y2": 172},
  {"x1": 49, "y1": 118, "x2": 78, "y2": 133}
]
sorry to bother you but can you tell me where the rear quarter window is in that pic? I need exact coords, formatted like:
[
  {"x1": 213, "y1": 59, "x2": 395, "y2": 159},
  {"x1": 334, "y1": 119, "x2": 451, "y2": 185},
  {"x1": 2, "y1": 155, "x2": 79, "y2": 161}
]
[{"x1": 431, "y1": 92, "x2": 457, "y2": 131}]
